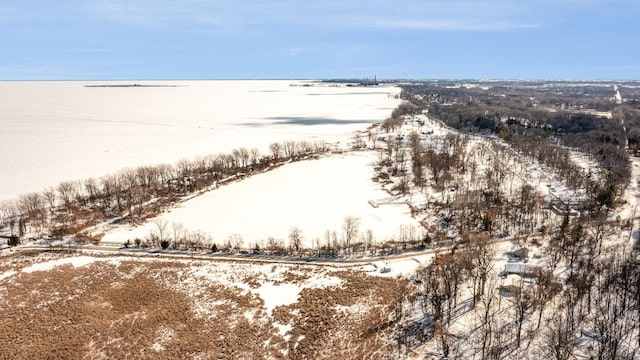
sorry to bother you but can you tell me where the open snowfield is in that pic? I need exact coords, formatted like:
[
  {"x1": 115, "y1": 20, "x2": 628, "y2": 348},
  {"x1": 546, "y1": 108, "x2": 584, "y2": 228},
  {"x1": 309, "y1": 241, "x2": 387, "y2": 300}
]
[
  {"x1": 0, "y1": 80, "x2": 400, "y2": 201},
  {"x1": 101, "y1": 151, "x2": 421, "y2": 247}
]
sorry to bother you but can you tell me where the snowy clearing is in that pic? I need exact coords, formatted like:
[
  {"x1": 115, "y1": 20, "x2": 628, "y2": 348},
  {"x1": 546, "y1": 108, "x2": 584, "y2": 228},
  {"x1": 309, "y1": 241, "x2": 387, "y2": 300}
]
[
  {"x1": 21, "y1": 255, "x2": 108, "y2": 273},
  {"x1": 257, "y1": 283, "x2": 302, "y2": 315},
  {"x1": 101, "y1": 151, "x2": 421, "y2": 247}
]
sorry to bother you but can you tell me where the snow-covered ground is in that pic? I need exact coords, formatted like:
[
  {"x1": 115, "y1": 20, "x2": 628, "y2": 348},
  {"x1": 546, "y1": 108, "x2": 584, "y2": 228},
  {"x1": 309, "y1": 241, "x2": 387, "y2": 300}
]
[
  {"x1": 0, "y1": 252, "x2": 402, "y2": 358},
  {"x1": 101, "y1": 151, "x2": 421, "y2": 247},
  {"x1": 615, "y1": 156, "x2": 640, "y2": 220},
  {"x1": 0, "y1": 80, "x2": 400, "y2": 201},
  {"x1": 364, "y1": 254, "x2": 434, "y2": 278},
  {"x1": 394, "y1": 115, "x2": 594, "y2": 211},
  {"x1": 0, "y1": 254, "x2": 120, "y2": 281},
  {"x1": 21, "y1": 255, "x2": 101, "y2": 273}
]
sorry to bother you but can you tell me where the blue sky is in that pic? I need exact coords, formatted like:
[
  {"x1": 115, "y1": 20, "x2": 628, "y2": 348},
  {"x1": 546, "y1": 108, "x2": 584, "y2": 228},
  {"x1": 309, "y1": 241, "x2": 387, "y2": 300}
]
[{"x1": 1, "y1": 0, "x2": 638, "y2": 80}]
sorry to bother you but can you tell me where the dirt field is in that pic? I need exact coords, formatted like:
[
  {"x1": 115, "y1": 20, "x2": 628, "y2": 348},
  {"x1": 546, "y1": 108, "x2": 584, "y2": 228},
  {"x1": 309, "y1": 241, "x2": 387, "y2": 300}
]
[{"x1": 0, "y1": 251, "x2": 406, "y2": 359}]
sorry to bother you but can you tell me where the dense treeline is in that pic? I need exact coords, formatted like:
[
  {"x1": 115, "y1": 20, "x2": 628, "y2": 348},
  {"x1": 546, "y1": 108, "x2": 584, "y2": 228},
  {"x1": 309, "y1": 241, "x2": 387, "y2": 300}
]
[
  {"x1": 404, "y1": 80, "x2": 632, "y2": 113},
  {"x1": 400, "y1": 82, "x2": 636, "y2": 208},
  {"x1": 375, "y1": 80, "x2": 640, "y2": 358},
  {"x1": 392, "y1": 219, "x2": 639, "y2": 359}
]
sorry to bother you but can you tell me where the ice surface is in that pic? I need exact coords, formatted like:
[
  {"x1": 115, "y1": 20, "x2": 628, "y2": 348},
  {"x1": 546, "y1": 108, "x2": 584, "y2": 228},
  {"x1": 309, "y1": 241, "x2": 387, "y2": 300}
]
[{"x1": 0, "y1": 80, "x2": 400, "y2": 201}]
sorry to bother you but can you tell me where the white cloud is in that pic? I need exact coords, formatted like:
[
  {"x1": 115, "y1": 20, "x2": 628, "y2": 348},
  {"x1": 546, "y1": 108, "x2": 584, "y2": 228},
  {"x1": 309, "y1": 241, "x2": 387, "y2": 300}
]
[
  {"x1": 339, "y1": 17, "x2": 543, "y2": 31},
  {"x1": 83, "y1": 0, "x2": 254, "y2": 30},
  {"x1": 80, "y1": 0, "x2": 549, "y2": 32},
  {"x1": 84, "y1": 0, "x2": 185, "y2": 26},
  {"x1": 284, "y1": 47, "x2": 309, "y2": 56},
  {"x1": 3, "y1": 0, "x2": 634, "y2": 32},
  {"x1": 335, "y1": 0, "x2": 546, "y2": 31}
]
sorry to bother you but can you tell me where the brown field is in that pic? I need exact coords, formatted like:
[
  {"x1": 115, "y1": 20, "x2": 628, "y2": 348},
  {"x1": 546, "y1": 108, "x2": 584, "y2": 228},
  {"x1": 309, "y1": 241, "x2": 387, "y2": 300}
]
[{"x1": 0, "y1": 252, "x2": 406, "y2": 359}]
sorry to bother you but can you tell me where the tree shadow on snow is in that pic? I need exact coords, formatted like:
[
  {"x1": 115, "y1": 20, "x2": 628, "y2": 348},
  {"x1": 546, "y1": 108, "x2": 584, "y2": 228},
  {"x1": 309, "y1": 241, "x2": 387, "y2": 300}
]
[{"x1": 241, "y1": 116, "x2": 377, "y2": 126}]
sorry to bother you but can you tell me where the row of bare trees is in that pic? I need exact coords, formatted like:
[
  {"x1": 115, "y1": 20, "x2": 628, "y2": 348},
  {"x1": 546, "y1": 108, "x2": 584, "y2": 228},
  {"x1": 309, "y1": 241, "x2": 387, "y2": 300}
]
[
  {"x1": 128, "y1": 214, "x2": 429, "y2": 260},
  {"x1": 0, "y1": 139, "x2": 330, "y2": 242}
]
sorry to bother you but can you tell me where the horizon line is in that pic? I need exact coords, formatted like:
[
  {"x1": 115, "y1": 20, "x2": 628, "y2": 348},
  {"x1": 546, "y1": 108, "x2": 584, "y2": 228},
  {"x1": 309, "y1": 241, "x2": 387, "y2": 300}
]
[{"x1": 2, "y1": 78, "x2": 640, "y2": 82}]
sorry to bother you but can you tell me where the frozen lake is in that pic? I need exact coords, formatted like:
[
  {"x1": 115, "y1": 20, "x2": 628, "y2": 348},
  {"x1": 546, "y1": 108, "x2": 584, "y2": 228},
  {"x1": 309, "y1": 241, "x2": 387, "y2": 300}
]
[{"x1": 0, "y1": 80, "x2": 400, "y2": 201}]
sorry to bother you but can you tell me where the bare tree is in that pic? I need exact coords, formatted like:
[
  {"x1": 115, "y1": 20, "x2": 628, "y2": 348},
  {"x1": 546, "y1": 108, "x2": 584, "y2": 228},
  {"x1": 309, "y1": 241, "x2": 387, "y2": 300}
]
[
  {"x1": 513, "y1": 279, "x2": 535, "y2": 347},
  {"x1": 420, "y1": 252, "x2": 465, "y2": 327},
  {"x1": 542, "y1": 305, "x2": 579, "y2": 360},
  {"x1": 118, "y1": 168, "x2": 140, "y2": 219},
  {"x1": 232, "y1": 147, "x2": 250, "y2": 168},
  {"x1": 298, "y1": 140, "x2": 313, "y2": 156},
  {"x1": 364, "y1": 228, "x2": 374, "y2": 254},
  {"x1": 156, "y1": 163, "x2": 174, "y2": 187},
  {"x1": 342, "y1": 216, "x2": 360, "y2": 254},
  {"x1": 57, "y1": 180, "x2": 79, "y2": 213},
  {"x1": 313, "y1": 139, "x2": 328, "y2": 154},
  {"x1": 250, "y1": 148, "x2": 260, "y2": 168},
  {"x1": 101, "y1": 174, "x2": 124, "y2": 215},
  {"x1": 269, "y1": 142, "x2": 282, "y2": 161},
  {"x1": 477, "y1": 275, "x2": 499, "y2": 360},
  {"x1": 185, "y1": 229, "x2": 211, "y2": 250},
  {"x1": 531, "y1": 268, "x2": 562, "y2": 331},
  {"x1": 352, "y1": 133, "x2": 365, "y2": 149},
  {"x1": 283, "y1": 140, "x2": 298, "y2": 160},
  {"x1": 0, "y1": 201, "x2": 19, "y2": 236},
  {"x1": 170, "y1": 222, "x2": 186, "y2": 249},
  {"x1": 83, "y1": 177, "x2": 100, "y2": 205},
  {"x1": 228, "y1": 234, "x2": 243, "y2": 252},
  {"x1": 41, "y1": 187, "x2": 57, "y2": 214},
  {"x1": 288, "y1": 226, "x2": 303, "y2": 254},
  {"x1": 590, "y1": 269, "x2": 635, "y2": 360},
  {"x1": 17, "y1": 192, "x2": 47, "y2": 235},
  {"x1": 152, "y1": 218, "x2": 169, "y2": 248},
  {"x1": 266, "y1": 237, "x2": 285, "y2": 255},
  {"x1": 460, "y1": 232, "x2": 495, "y2": 307}
]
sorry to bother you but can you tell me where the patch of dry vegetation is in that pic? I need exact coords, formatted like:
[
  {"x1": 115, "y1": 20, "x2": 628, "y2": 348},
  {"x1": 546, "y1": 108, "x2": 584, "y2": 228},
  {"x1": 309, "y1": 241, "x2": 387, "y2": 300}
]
[
  {"x1": 0, "y1": 253, "x2": 405, "y2": 359},
  {"x1": 280, "y1": 272, "x2": 406, "y2": 359}
]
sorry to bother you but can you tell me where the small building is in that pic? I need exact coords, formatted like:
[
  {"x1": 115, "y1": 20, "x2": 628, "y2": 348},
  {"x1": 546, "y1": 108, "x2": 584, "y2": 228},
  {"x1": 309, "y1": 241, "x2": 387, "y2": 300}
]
[
  {"x1": 509, "y1": 245, "x2": 529, "y2": 259},
  {"x1": 499, "y1": 284, "x2": 521, "y2": 296},
  {"x1": 504, "y1": 263, "x2": 540, "y2": 277},
  {"x1": 0, "y1": 235, "x2": 20, "y2": 246}
]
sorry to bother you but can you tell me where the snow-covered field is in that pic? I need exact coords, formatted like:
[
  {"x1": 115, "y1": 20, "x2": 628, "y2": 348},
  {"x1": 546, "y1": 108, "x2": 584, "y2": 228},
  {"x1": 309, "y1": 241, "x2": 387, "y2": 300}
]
[
  {"x1": 101, "y1": 151, "x2": 422, "y2": 247},
  {"x1": 0, "y1": 80, "x2": 400, "y2": 201},
  {"x1": 0, "y1": 252, "x2": 403, "y2": 358}
]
